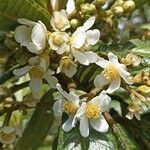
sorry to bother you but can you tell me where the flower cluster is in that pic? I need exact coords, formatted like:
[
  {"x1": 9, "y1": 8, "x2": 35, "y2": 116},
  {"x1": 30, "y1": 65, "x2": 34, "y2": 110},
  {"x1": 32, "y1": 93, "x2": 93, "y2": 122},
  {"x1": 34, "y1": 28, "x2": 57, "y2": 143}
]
[{"x1": 7, "y1": 0, "x2": 147, "y2": 139}]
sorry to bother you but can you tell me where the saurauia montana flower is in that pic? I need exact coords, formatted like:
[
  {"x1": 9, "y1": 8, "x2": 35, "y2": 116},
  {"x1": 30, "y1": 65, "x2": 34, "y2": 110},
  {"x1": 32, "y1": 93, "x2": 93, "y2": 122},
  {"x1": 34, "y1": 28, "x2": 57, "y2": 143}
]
[
  {"x1": 51, "y1": 10, "x2": 70, "y2": 32},
  {"x1": 94, "y1": 52, "x2": 132, "y2": 93},
  {"x1": 75, "y1": 91, "x2": 111, "y2": 137},
  {"x1": 14, "y1": 18, "x2": 47, "y2": 54},
  {"x1": 13, "y1": 55, "x2": 58, "y2": 99},
  {"x1": 57, "y1": 56, "x2": 77, "y2": 78},
  {"x1": 53, "y1": 84, "x2": 80, "y2": 132},
  {"x1": 70, "y1": 16, "x2": 100, "y2": 65}
]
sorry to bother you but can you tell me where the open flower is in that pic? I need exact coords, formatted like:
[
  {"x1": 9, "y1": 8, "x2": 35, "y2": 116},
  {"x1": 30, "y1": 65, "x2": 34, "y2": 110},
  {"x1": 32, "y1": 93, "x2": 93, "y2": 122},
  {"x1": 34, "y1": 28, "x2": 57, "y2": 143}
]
[
  {"x1": 14, "y1": 18, "x2": 47, "y2": 54},
  {"x1": 53, "y1": 84, "x2": 80, "y2": 132},
  {"x1": 94, "y1": 52, "x2": 132, "y2": 93},
  {"x1": 0, "y1": 126, "x2": 21, "y2": 144},
  {"x1": 126, "y1": 102, "x2": 143, "y2": 120},
  {"x1": 57, "y1": 56, "x2": 77, "y2": 78},
  {"x1": 76, "y1": 91, "x2": 111, "y2": 137},
  {"x1": 48, "y1": 32, "x2": 70, "y2": 54},
  {"x1": 70, "y1": 16, "x2": 100, "y2": 65},
  {"x1": 51, "y1": 10, "x2": 70, "y2": 31},
  {"x1": 13, "y1": 56, "x2": 58, "y2": 99}
]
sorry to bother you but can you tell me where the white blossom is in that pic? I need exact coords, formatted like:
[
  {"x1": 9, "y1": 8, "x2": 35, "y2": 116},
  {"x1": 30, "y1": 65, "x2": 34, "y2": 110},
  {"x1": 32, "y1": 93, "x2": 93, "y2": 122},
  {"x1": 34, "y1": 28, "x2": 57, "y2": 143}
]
[
  {"x1": 53, "y1": 84, "x2": 80, "y2": 132},
  {"x1": 14, "y1": 18, "x2": 47, "y2": 54},
  {"x1": 13, "y1": 55, "x2": 58, "y2": 99},
  {"x1": 94, "y1": 52, "x2": 132, "y2": 93},
  {"x1": 75, "y1": 91, "x2": 111, "y2": 137}
]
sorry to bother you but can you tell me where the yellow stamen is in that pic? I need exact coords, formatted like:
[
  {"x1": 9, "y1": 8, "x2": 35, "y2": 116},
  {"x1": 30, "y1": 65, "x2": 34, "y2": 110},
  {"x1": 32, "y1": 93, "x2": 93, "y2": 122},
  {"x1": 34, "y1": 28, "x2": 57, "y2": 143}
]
[
  {"x1": 103, "y1": 64, "x2": 120, "y2": 81},
  {"x1": 63, "y1": 101, "x2": 78, "y2": 116},
  {"x1": 86, "y1": 103, "x2": 100, "y2": 119},
  {"x1": 29, "y1": 66, "x2": 44, "y2": 79}
]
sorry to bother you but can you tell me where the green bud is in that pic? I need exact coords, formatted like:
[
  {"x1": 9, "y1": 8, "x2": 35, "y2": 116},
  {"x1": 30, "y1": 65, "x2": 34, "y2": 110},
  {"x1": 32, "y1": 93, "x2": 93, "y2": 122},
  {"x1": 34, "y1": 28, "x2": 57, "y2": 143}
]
[
  {"x1": 95, "y1": 0, "x2": 106, "y2": 6},
  {"x1": 70, "y1": 19, "x2": 80, "y2": 29},
  {"x1": 112, "y1": 6, "x2": 124, "y2": 16},
  {"x1": 75, "y1": 0, "x2": 85, "y2": 6},
  {"x1": 123, "y1": 0, "x2": 135, "y2": 12}
]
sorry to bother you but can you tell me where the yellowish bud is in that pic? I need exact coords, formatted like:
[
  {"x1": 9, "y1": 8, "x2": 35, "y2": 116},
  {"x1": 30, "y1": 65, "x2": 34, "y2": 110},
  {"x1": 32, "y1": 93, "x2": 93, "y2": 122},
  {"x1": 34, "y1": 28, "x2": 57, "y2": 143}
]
[
  {"x1": 112, "y1": 6, "x2": 124, "y2": 16},
  {"x1": 123, "y1": 0, "x2": 135, "y2": 12}
]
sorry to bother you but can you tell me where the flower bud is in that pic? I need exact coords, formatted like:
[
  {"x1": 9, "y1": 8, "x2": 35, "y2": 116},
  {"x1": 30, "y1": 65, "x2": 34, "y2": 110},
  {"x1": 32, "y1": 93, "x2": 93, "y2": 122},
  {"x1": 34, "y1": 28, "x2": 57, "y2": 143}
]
[
  {"x1": 95, "y1": 0, "x2": 106, "y2": 6},
  {"x1": 70, "y1": 19, "x2": 80, "y2": 29},
  {"x1": 123, "y1": 0, "x2": 135, "y2": 12},
  {"x1": 80, "y1": 3, "x2": 96, "y2": 15},
  {"x1": 75, "y1": 0, "x2": 85, "y2": 6},
  {"x1": 112, "y1": 6, "x2": 124, "y2": 16}
]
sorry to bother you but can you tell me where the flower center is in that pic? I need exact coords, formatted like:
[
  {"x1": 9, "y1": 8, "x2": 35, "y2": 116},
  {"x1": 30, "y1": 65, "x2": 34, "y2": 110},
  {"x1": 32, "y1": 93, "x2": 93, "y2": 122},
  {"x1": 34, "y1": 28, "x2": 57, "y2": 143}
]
[
  {"x1": 63, "y1": 101, "x2": 78, "y2": 116},
  {"x1": 103, "y1": 64, "x2": 120, "y2": 81},
  {"x1": 86, "y1": 103, "x2": 100, "y2": 119},
  {"x1": 53, "y1": 35, "x2": 64, "y2": 45},
  {"x1": 55, "y1": 18, "x2": 67, "y2": 30},
  {"x1": 61, "y1": 56, "x2": 71, "y2": 69},
  {"x1": 29, "y1": 66, "x2": 44, "y2": 79}
]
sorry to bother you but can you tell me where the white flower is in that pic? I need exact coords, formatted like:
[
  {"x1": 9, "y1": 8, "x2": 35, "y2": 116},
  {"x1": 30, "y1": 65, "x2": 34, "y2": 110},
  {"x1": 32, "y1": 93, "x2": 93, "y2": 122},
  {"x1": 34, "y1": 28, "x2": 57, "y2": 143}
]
[
  {"x1": 13, "y1": 56, "x2": 58, "y2": 99},
  {"x1": 53, "y1": 84, "x2": 80, "y2": 132},
  {"x1": 126, "y1": 102, "x2": 143, "y2": 120},
  {"x1": 76, "y1": 91, "x2": 111, "y2": 137},
  {"x1": 70, "y1": 16, "x2": 100, "y2": 65},
  {"x1": 49, "y1": 16, "x2": 100, "y2": 66},
  {"x1": 14, "y1": 18, "x2": 47, "y2": 54},
  {"x1": 48, "y1": 32, "x2": 70, "y2": 54},
  {"x1": 0, "y1": 126, "x2": 21, "y2": 144},
  {"x1": 57, "y1": 56, "x2": 77, "y2": 78},
  {"x1": 94, "y1": 52, "x2": 132, "y2": 94},
  {"x1": 51, "y1": 10, "x2": 70, "y2": 31}
]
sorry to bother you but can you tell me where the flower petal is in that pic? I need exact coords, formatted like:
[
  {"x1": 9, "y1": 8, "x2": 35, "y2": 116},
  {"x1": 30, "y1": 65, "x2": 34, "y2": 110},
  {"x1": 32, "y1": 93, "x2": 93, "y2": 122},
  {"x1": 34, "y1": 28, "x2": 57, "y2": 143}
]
[
  {"x1": 62, "y1": 117, "x2": 74, "y2": 132},
  {"x1": 119, "y1": 67, "x2": 132, "y2": 84},
  {"x1": 106, "y1": 78, "x2": 121, "y2": 93},
  {"x1": 71, "y1": 29, "x2": 85, "y2": 49},
  {"x1": 126, "y1": 112, "x2": 133, "y2": 120},
  {"x1": 44, "y1": 70, "x2": 58, "y2": 88},
  {"x1": 90, "y1": 115, "x2": 109, "y2": 132},
  {"x1": 79, "y1": 115, "x2": 89, "y2": 137},
  {"x1": 69, "y1": 91, "x2": 80, "y2": 105},
  {"x1": 27, "y1": 42, "x2": 42, "y2": 54},
  {"x1": 56, "y1": 84, "x2": 70, "y2": 100},
  {"x1": 66, "y1": 0, "x2": 75, "y2": 15},
  {"x1": 29, "y1": 78, "x2": 42, "y2": 95},
  {"x1": 94, "y1": 74, "x2": 109, "y2": 89},
  {"x1": 72, "y1": 49, "x2": 89, "y2": 65},
  {"x1": 85, "y1": 29, "x2": 100, "y2": 45},
  {"x1": 17, "y1": 18, "x2": 36, "y2": 26},
  {"x1": 53, "y1": 99, "x2": 65, "y2": 116},
  {"x1": 76, "y1": 102, "x2": 86, "y2": 118},
  {"x1": 84, "y1": 51, "x2": 98, "y2": 63},
  {"x1": 13, "y1": 66, "x2": 31, "y2": 77},
  {"x1": 108, "y1": 52, "x2": 119, "y2": 64},
  {"x1": 95, "y1": 57, "x2": 110, "y2": 68},
  {"x1": 82, "y1": 16, "x2": 95, "y2": 31},
  {"x1": 14, "y1": 25, "x2": 32, "y2": 46},
  {"x1": 31, "y1": 22, "x2": 46, "y2": 50}
]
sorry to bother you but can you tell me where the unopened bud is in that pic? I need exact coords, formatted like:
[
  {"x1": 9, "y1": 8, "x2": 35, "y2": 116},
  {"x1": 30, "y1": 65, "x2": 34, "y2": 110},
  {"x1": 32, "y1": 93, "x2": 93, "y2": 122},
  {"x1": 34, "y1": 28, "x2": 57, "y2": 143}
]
[
  {"x1": 80, "y1": 3, "x2": 96, "y2": 15},
  {"x1": 123, "y1": 0, "x2": 135, "y2": 12},
  {"x1": 95, "y1": 0, "x2": 106, "y2": 6},
  {"x1": 70, "y1": 19, "x2": 80, "y2": 29},
  {"x1": 112, "y1": 6, "x2": 124, "y2": 16}
]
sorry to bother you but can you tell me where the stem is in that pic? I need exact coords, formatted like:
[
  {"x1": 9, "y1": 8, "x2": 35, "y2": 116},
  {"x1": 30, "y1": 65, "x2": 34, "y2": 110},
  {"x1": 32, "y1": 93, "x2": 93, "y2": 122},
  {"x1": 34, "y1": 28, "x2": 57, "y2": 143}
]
[{"x1": 2, "y1": 112, "x2": 12, "y2": 127}]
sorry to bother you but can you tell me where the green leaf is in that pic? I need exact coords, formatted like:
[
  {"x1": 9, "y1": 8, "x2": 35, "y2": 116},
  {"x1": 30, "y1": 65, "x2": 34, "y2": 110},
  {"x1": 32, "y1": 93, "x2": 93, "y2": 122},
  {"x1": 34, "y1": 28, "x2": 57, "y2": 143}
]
[
  {"x1": 130, "y1": 39, "x2": 150, "y2": 58},
  {"x1": 0, "y1": 0, "x2": 51, "y2": 31},
  {"x1": 15, "y1": 89, "x2": 56, "y2": 150},
  {"x1": 140, "y1": 24, "x2": 150, "y2": 30},
  {"x1": 33, "y1": 0, "x2": 48, "y2": 8},
  {"x1": 112, "y1": 123, "x2": 139, "y2": 150},
  {"x1": 56, "y1": 127, "x2": 120, "y2": 150}
]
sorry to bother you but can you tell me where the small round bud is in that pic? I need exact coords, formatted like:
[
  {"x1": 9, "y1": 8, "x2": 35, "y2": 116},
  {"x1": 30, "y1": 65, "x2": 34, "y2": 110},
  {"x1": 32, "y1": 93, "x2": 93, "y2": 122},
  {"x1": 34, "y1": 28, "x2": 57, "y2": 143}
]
[
  {"x1": 75, "y1": 0, "x2": 85, "y2": 6},
  {"x1": 95, "y1": 0, "x2": 106, "y2": 6},
  {"x1": 123, "y1": 0, "x2": 135, "y2": 12},
  {"x1": 80, "y1": 3, "x2": 96, "y2": 15},
  {"x1": 112, "y1": 6, "x2": 124, "y2": 16},
  {"x1": 70, "y1": 19, "x2": 80, "y2": 29}
]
